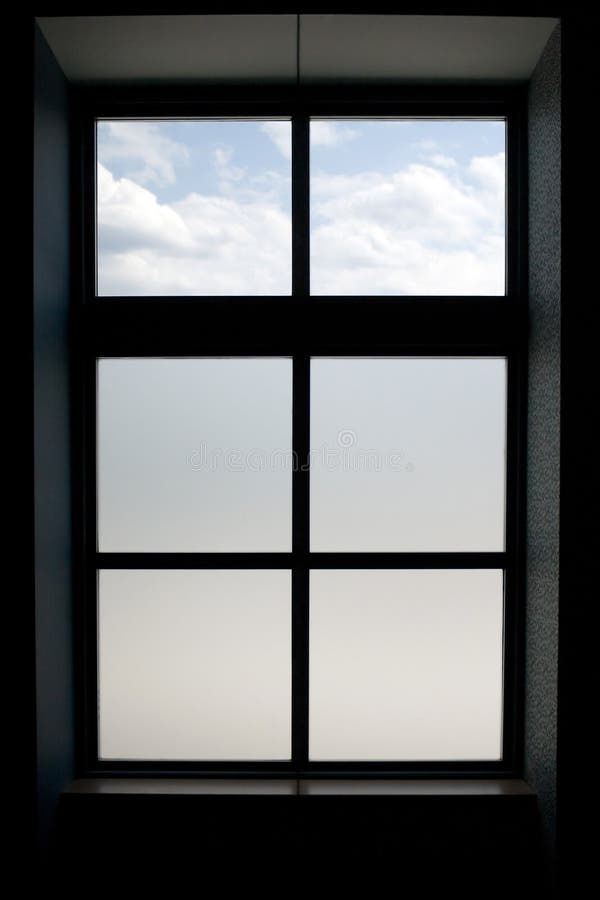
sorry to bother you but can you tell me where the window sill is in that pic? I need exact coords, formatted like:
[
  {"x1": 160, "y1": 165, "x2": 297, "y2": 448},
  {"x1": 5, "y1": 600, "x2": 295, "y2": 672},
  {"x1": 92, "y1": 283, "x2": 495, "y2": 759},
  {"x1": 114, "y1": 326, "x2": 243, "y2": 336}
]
[{"x1": 64, "y1": 776, "x2": 534, "y2": 797}]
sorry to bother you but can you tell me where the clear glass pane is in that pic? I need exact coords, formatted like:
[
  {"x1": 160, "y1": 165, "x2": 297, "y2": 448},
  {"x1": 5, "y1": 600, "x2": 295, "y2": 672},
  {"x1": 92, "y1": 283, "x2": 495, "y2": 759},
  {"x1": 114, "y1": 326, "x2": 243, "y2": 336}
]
[
  {"x1": 310, "y1": 119, "x2": 506, "y2": 295},
  {"x1": 98, "y1": 569, "x2": 291, "y2": 760},
  {"x1": 310, "y1": 357, "x2": 506, "y2": 552},
  {"x1": 98, "y1": 358, "x2": 292, "y2": 552},
  {"x1": 97, "y1": 120, "x2": 291, "y2": 295},
  {"x1": 309, "y1": 569, "x2": 504, "y2": 761}
]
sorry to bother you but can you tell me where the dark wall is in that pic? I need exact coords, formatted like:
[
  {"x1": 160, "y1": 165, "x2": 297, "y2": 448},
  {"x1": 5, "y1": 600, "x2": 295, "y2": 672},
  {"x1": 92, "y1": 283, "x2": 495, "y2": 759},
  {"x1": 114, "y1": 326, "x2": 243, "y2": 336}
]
[
  {"x1": 33, "y1": 23, "x2": 74, "y2": 858},
  {"x1": 525, "y1": 21, "x2": 561, "y2": 889},
  {"x1": 557, "y1": 11, "x2": 598, "y2": 899}
]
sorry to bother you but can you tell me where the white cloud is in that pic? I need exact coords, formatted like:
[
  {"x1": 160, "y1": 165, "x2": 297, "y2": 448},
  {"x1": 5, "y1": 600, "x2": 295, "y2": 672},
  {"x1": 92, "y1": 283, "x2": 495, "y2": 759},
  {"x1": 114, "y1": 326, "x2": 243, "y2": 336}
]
[
  {"x1": 97, "y1": 163, "x2": 290, "y2": 295},
  {"x1": 469, "y1": 152, "x2": 505, "y2": 194},
  {"x1": 97, "y1": 121, "x2": 190, "y2": 187},
  {"x1": 260, "y1": 122, "x2": 292, "y2": 160},
  {"x1": 467, "y1": 152, "x2": 505, "y2": 232},
  {"x1": 212, "y1": 145, "x2": 247, "y2": 197},
  {"x1": 97, "y1": 145, "x2": 505, "y2": 297},
  {"x1": 414, "y1": 141, "x2": 459, "y2": 170},
  {"x1": 427, "y1": 153, "x2": 458, "y2": 169},
  {"x1": 311, "y1": 155, "x2": 505, "y2": 294},
  {"x1": 213, "y1": 146, "x2": 245, "y2": 182},
  {"x1": 313, "y1": 163, "x2": 496, "y2": 245},
  {"x1": 311, "y1": 225, "x2": 504, "y2": 295},
  {"x1": 97, "y1": 164, "x2": 195, "y2": 254},
  {"x1": 311, "y1": 121, "x2": 359, "y2": 148}
]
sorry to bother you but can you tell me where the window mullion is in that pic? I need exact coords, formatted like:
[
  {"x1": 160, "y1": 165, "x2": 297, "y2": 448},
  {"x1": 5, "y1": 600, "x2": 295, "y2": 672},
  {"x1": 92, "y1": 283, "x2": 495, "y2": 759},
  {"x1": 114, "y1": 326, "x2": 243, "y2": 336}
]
[
  {"x1": 292, "y1": 354, "x2": 310, "y2": 767},
  {"x1": 292, "y1": 114, "x2": 310, "y2": 297},
  {"x1": 291, "y1": 112, "x2": 311, "y2": 769}
]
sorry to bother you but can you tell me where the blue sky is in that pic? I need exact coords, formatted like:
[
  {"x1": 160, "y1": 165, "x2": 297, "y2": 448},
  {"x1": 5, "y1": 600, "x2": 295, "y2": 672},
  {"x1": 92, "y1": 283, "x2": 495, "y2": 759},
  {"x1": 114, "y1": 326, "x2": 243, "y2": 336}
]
[{"x1": 97, "y1": 118, "x2": 505, "y2": 295}]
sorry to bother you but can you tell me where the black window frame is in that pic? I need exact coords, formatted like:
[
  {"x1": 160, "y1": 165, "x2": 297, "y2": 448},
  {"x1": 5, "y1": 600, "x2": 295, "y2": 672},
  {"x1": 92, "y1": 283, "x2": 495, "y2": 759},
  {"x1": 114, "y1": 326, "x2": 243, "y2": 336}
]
[{"x1": 73, "y1": 84, "x2": 528, "y2": 779}]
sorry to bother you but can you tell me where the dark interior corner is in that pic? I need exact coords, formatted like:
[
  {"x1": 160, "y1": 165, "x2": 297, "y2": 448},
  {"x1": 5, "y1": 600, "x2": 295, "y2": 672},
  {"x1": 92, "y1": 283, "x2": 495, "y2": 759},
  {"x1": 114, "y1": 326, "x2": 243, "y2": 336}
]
[{"x1": 24, "y1": 7, "x2": 597, "y2": 896}]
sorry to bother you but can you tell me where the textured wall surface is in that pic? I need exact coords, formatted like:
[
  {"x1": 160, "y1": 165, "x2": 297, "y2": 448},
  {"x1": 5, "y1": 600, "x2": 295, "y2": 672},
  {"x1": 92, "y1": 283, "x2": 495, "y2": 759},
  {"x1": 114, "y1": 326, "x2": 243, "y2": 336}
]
[
  {"x1": 526, "y1": 21, "x2": 561, "y2": 882},
  {"x1": 33, "y1": 24, "x2": 74, "y2": 854}
]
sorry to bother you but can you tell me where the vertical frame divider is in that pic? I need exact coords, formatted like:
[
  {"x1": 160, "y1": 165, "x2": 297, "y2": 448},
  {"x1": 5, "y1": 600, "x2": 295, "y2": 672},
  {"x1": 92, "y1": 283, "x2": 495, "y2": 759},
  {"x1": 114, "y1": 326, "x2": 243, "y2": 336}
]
[
  {"x1": 291, "y1": 113, "x2": 311, "y2": 767},
  {"x1": 292, "y1": 114, "x2": 310, "y2": 297},
  {"x1": 292, "y1": 354, "x2": 310, "y2": 768}
]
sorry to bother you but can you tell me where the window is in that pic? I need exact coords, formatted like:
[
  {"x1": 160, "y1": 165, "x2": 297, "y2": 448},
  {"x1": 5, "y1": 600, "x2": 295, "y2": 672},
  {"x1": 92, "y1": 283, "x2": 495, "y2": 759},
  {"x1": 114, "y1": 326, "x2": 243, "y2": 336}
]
[{"x1": 78, "y1": 88, "x2": 525, "y2": 776}]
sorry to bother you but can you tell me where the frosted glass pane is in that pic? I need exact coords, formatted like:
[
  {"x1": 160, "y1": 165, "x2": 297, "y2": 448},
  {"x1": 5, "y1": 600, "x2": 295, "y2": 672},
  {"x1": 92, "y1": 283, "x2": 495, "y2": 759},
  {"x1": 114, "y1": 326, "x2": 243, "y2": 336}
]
[
  {"x1": 310, "y1": 357, "x2": 506, "y2": 551},
  {"x1": 98, "y1": 358, "x2": 292, "y2": 552},
  {"x1": 98, "y1": 569, "x2": 291, "y2": 760},
  {"x1": 311, "y1": 119, "x2": 505, "y2": 294},
  {"x1": 309, "y1": 569, "x2": 504, "y2": 761},
  {"x1": 97, "y1": 120, "x2": 291, "y2": 295}
]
